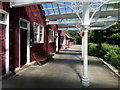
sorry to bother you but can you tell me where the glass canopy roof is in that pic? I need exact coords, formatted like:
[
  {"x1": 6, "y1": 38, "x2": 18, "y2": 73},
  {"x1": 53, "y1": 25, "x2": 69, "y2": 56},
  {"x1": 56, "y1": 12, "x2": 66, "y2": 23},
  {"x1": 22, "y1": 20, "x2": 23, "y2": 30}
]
[
  {"x1": 42, "y1": 1, "x2": 103, "y2": 15},
  {"x1": 10, "y1": 0, "x2": 120, "y2": 31},
  {"x1": 41, "y1": 0, "x2": 120, "y2": 30}
]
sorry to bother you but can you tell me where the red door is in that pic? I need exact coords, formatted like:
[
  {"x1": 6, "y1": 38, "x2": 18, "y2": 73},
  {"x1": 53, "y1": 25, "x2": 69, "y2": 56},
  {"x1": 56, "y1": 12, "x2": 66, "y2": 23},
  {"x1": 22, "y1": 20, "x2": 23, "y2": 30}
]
[{"x1": 0, "y1": 24, "x2": 6, "y2": 74}]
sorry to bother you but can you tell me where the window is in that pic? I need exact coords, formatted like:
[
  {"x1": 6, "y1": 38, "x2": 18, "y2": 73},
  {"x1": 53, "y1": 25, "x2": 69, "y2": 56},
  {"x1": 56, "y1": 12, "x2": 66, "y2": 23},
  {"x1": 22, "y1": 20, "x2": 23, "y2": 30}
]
[
  {"x1": 34, "y1": 22, "x2": 44, "y2": 43},
  {"x1": 20, "y1": 20, "x2": 27, "y2": 28},
  {"x1": 49, "y1": 29, "x2": 54, "y2": 43},
  {"x1": 60, "y1": 37, "x2": 64, "y2": 45}
]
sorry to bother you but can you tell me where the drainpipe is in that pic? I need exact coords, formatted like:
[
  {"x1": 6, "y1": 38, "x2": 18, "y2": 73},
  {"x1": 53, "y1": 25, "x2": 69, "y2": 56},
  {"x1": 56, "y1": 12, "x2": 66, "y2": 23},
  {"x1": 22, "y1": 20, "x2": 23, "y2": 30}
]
[{"x1": 82, "y1": 2, "x2": 90, "y2": 87}]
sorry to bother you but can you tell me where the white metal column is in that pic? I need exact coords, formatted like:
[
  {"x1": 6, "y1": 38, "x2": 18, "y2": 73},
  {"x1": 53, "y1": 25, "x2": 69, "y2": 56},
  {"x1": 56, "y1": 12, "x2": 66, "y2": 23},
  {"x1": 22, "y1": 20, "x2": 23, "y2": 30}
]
[
  {"x1": 82, "y1": 30, "x2": 84, "y2": 61},
  {"x1": 82, "y1": 2, "x2": 90, "y2": 87},
  {"x1": 56, "y1": 32, "x2": 59, "y2": 52},
  {"x1": 6, "y1": 13, "x2": 9, "y2": 74},
  {"x1": 27, "y1": 22, "x2": 30, "y2": 65}
]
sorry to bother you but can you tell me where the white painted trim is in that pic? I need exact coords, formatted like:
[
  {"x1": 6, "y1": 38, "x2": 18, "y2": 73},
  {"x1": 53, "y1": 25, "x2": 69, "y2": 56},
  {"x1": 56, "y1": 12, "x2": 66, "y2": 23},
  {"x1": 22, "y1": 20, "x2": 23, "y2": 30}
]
[
  {"x1": 0, "y1": 21, "x2": 7, "y2": 25},
  {"x1": 55, "y1": 32, "x2": 59, "y2": 52},
  {"x1": 19, "y1": 18, "x2": 30, "y2": 68},
  {"x1": 0, "y1": 9, "x2": 9, "y2": 74},
  {"x1": 5, "y1": 13, "x2": 9, "y2": 74},
  {"x1": 33, "y1": 22, "x2": 44, "y2": 43},
  {"x1": 0, "y1": 9, "x2": 8, "y2": 15}
]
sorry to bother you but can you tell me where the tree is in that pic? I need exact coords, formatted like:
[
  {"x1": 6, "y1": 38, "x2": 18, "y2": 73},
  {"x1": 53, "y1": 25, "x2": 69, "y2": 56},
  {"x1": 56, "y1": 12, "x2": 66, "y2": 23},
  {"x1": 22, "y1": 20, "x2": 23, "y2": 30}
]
[{"x1": 88, "y1": 22, "x2": 120, "y2": 46}]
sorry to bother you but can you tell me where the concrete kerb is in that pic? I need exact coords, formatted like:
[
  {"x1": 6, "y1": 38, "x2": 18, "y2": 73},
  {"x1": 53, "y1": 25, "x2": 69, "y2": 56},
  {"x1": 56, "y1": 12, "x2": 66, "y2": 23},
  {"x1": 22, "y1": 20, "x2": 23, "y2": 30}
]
[{"x1": 99, "y1": 58, "x2": 120, "y2": 78}]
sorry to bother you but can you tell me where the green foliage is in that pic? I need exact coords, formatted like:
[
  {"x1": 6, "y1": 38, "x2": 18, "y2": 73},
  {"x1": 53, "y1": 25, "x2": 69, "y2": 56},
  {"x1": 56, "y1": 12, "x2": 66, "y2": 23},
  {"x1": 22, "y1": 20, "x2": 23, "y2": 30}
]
[
  {"x1": 65, "y1": 30, "x2": 81, "y2": 45},
  {"x1": 88, "y1": 22, "x2": 120, "y2": 46},
  {"x1": 88, "y1": 43, "x2": 120, "y2": 71},
  {"x1": 88, "y1": 43, "x2": 97, "y2": 56}
]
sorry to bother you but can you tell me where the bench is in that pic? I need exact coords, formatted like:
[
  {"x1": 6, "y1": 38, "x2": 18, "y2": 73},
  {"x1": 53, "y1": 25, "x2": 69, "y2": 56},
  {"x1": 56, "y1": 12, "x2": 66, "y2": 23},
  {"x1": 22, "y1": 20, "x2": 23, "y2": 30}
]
[{"x1": 33, "y1": 51, "x2": 54, "y2": 66}]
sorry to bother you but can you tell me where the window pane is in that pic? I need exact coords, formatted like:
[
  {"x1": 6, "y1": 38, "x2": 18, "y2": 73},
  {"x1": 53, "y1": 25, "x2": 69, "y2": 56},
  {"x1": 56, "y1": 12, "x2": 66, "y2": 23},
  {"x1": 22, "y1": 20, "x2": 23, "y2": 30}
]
[
  {"x1": 46, "y1": 3, "x2": 52, "y2": 8},
  {"x1": 0, "y1": 13, "x2": 5, "y2": 21},
  {"x1": 34, "y1": 28, "x2": 37, "y2": 32},
  {"x1": 49, "y1": 9, "x2": 54, "y2": 14},
  {"x1": 59, "y1": 4, "x2": 65, "y2": 8},
  {"x1": 40, "y1": 34, "x2": 42, "y2": 39},
  {"x1": 40, "y1": 30, "x2": 42, "y2": 33},
  {"x1": 40, "y1": 26, "x2": 43, "y2": 33},
  {"x1": 34, "y1": 35, "x2": 37, "y2": 42},
  {"x1": 60, "y1": 37, "x2": 64, "y2": 45},
  {"x1": 66, "y1": 8, "x2": 72, "y2": 13},
  {"x1": 39, "y1": 36, "x2": 42, "y2": 41},
  {"x1": 42, "y1": 4, "x2": 47, "y2": 9},
  {"x1": 39, "y1": 26, "x2": 44, "y2": 42},
  {"x1": 44, "y1": 10, "x2": 49, "y2": 14},
  {"x1": 60, "y1": 8, "x2": 65, "y2": 14},
  {"x1": 20, "y1": 21, "x2": 27, "y2": 28},
  {"x1": 52, "y1": 3, "x2": 57, "y2": 8},
  {"x1": 65, "y1": 2, "x2": 71, "y2": 6},
  {"x1": 34, "y1": 23, "x2": 38, "y2": 43},
  {"x1": 49, "y1": 29, "x2": 54, "y2": 42},
  {"x1": 54, "y1": 9, "x2": 59, "y2": 14}
]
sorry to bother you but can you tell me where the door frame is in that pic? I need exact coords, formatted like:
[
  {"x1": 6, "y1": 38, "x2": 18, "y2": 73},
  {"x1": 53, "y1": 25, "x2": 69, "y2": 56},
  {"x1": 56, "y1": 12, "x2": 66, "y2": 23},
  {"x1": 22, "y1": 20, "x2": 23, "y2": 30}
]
[
  {"x1": 0, "y1": 9, "x2": 9, "y2": 74},
  {"x1": 19, "y1": 18, "x2": 30, "y2": 68},
  {"x1": 55, "y1": 32, "x2": 58, "y2": 52}
]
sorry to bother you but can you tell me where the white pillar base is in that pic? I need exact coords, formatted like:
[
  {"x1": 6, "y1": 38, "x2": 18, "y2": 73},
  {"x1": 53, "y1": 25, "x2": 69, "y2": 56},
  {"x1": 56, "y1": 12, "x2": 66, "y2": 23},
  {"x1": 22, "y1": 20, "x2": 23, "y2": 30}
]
[{"x1": 82, "y1": 77, "x2": 90, "y2": 87}]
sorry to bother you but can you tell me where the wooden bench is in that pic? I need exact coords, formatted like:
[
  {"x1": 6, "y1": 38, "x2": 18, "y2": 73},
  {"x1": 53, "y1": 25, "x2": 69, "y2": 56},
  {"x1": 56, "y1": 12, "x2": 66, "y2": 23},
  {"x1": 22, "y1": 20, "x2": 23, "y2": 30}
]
[{"x1": 33, "y1": 51, "x2": 54, "y2": 66}]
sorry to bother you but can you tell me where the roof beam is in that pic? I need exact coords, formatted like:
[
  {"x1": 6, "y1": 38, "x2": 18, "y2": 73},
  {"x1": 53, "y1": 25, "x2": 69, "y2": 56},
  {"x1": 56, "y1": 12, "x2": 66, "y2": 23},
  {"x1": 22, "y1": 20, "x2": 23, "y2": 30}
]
[
  {"x1": 46, "y1": 17, "x2": 118, "y2": 25},
  {"x1": 9, "y1": 0, "x2": 100, "y2": 7},
  {"x1": 10, "y1": 0, "x2": 62, "y2": 7},
  {"x1": 45, "y1": 9, "x2": 119, "y2": 20},
  {"x1": 58, "y1": 27, "x2": 105, "y2": 31},
  {"x1": 10, "y1": 0, "x2": 120, "y2": 7},
  {"x1": 43, "y1": 5, "x2": 81, "y2": 10}
]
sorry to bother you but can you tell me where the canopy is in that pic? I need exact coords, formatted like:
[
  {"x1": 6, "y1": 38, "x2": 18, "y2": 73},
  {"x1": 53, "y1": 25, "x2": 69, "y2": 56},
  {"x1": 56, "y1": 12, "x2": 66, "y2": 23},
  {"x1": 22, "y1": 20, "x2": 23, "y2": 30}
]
[{"x1": 10, "y1": 0, "x2": 120, "y2": 31}]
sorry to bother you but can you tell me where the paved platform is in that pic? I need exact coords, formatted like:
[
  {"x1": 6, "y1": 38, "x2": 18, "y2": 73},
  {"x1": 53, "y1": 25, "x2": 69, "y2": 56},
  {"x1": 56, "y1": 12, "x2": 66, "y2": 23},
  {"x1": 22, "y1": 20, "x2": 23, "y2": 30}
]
[{"x1": 2, "y1": 45, "x2": 120, "y2": 88}]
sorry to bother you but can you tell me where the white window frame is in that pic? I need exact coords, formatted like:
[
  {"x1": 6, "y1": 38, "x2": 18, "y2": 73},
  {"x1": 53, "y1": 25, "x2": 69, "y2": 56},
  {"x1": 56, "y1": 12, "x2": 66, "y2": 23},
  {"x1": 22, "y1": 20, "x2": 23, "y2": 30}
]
[
  {"x1": 33, "y1": 22, "x2": 44, "y2": 43},
  {"x1": 0, "y1": 9, "x2": 8, "y2": 25},
  {"x1": 49, "y1": 29, "x2": 54, "y2": 43}
]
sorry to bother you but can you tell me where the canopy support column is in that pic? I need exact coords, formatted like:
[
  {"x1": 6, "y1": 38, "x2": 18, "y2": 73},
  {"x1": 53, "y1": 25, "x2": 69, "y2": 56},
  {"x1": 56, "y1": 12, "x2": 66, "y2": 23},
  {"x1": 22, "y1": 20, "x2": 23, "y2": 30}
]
[
  {"x1": 82, "y1": 27, "x2": 89, "y2": 86},
  {"x1": 82, "y1": 31, "x2": 84, "y2": 61},
  {"x1": 82, "y1": 2, "x2": 90, "y2": 87}
]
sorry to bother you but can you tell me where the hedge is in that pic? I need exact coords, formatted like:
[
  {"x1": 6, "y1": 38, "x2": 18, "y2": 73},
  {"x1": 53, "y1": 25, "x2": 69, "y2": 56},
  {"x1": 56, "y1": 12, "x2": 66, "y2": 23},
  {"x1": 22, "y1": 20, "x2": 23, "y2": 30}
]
[{"x1": 88, "y1": 43, "x2": 120, "y2": 71}]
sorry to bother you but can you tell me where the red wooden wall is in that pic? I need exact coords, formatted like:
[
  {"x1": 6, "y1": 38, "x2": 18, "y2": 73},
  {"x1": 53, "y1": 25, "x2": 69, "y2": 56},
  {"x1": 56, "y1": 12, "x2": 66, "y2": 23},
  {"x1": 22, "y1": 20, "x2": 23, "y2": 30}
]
[{"x1": 1, "y1": 2, "x2": 58, "y2": 74}]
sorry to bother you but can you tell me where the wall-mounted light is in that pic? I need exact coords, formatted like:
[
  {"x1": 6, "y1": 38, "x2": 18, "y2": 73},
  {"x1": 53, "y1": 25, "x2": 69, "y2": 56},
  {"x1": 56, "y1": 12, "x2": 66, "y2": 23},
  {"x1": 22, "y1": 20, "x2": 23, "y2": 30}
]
[{"x1": 35, "y1": 14, "x2": 38, "y2": 16}]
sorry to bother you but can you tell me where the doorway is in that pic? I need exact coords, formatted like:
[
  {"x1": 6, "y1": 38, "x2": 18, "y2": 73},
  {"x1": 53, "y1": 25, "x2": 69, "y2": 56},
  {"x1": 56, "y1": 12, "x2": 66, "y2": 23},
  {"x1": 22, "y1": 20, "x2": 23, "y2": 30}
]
[
  {"x1": 19, "y1": 18, "x2": 30, "y2": 68},
  {"x1": 20, "y1": 29, "x2": 27, "y2": 67}
]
